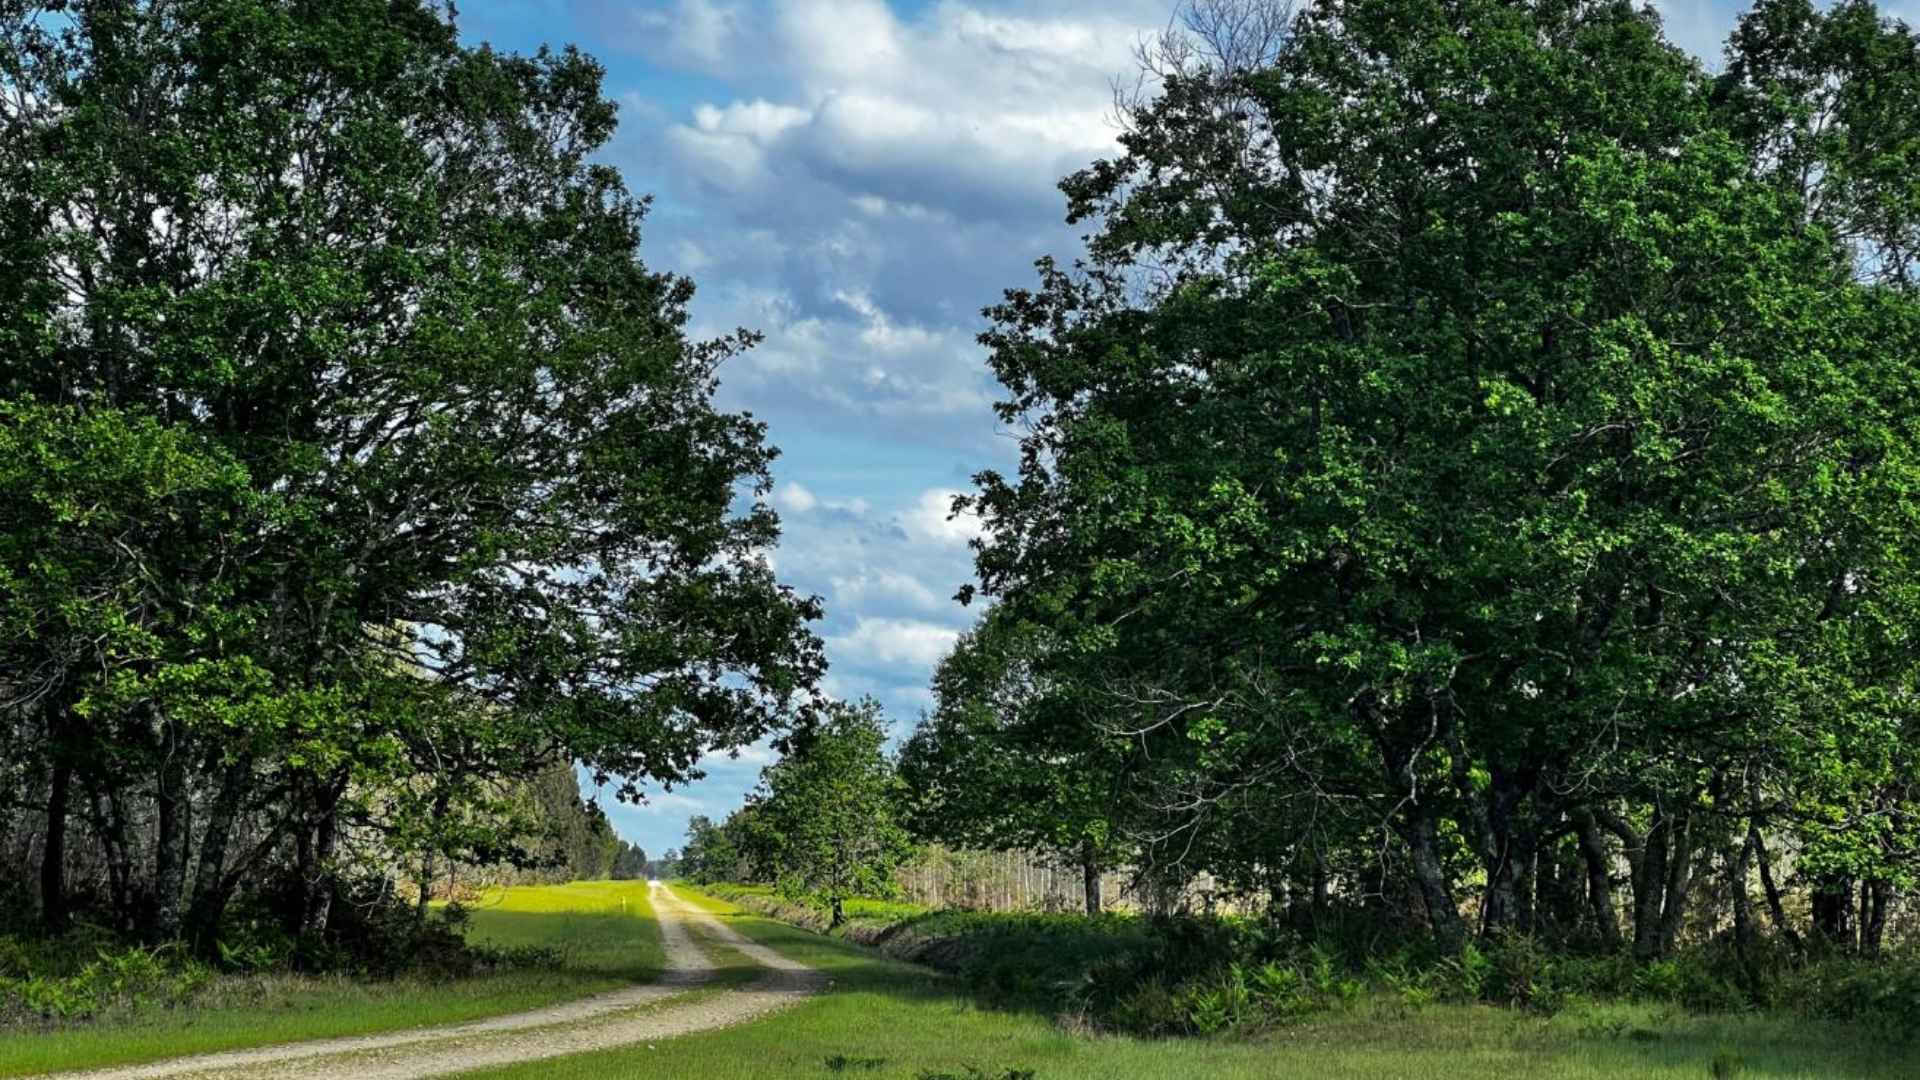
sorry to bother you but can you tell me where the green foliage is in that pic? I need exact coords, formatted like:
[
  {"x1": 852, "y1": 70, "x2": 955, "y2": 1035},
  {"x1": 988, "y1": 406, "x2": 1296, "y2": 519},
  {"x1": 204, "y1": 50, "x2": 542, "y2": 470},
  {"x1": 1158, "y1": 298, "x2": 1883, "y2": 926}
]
[
  {"x1": 0, "y1": 0, "x2": 820, "y2": 948},
  {"x1": 727, "y1": 700, "x2": 915, "y2": 923},
  {"x1": 898, "y1": 614, "x2": 1126, "y2": 911},
  {"x1": 1786, "y1": 950, "x2": 1920, "y2": 1038},
  {"x1": 0, "y1": 937, "x2": 212, "y2": 1024},
  {"x1": 610, "y1": 842, "x2": 650, "y2": 881},
  {"x1": 960, "y1": 0, "x2": 1920, "y2": 959},
  {"x1": 710, "y1": 874, "x2": 1920, "y2": 1046}
]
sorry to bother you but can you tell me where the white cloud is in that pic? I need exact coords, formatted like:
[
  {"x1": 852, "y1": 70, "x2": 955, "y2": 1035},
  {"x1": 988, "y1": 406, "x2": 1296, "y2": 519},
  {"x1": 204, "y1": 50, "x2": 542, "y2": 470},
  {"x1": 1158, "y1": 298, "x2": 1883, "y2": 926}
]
[
  {"x1": 692, "y1": 99, "x2": 812, "y2": 140},
  {"x1": 583, "y1": 0, "x2": 759, "y2": 73},
  {"x1": 900, "y1": 487, "x2": 984, "y2": 547},
  {"x1": 826, "y1": 615, "x2": 962, "y2": 669},
  {"x1": 773, "y1": 479, "x2": 819, "y2": 513},
  {"x1": 699, "y1": 739, "x2": 781, "y2": 769},
  {"x1": 829, "y1": 566, "x2": 944, "y2": 613},
  {"x1": 569, "y1": 0, "x2": 1170, "y2": 849},
  {"x1": 700, "y1": 282, "x2": 1001, "y2": 438}
]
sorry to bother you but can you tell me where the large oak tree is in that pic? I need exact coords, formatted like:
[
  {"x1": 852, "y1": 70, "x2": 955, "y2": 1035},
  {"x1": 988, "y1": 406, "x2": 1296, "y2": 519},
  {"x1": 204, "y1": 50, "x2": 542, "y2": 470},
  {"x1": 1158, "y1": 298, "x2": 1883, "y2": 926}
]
[
  {"x1": 966, "y1": 0, "x2": 1920, "y2": 951},
  {"x1": 0, "y1": 0, "x2": 822, "y2": 943}
]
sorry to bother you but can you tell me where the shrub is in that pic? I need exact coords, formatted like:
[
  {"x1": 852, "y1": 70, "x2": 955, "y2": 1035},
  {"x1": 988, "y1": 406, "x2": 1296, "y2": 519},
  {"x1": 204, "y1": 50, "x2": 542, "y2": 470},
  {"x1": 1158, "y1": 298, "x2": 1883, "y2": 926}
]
[
  {"x1": 1787, "y1": 950, "x2": 1920, "y2": 1039},
  {"x1": 0, "y1": 939, "x2": 212, "y2": 1024}
]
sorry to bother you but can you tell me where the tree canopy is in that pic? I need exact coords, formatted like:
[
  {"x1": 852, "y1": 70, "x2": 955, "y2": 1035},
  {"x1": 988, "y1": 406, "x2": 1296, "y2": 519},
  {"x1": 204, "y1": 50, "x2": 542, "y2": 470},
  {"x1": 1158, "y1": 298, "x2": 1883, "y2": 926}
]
[
  {"x1": 735, "y1": 700, "x2": 913, "y2": 926},
  {"x1": 0, "y1": 0, "x2": 821, "y2": 951},
  {"x1": 948, "y1": 0, "x2": 1920, "y2": 952}
]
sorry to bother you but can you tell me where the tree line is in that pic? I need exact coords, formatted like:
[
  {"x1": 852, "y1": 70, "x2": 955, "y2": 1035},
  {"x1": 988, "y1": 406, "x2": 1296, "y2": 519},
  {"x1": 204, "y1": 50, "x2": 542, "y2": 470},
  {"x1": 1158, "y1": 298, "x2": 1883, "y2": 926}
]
[
  {"x1": 905, "y1": 0, "x2": 1920, "y2": 958},
  {"x1": 683, "y1": 0, "x2": 1920, "y2": 965},
  {"x1": 0, "y1": 0, "x2": 821, "y2": 958}
]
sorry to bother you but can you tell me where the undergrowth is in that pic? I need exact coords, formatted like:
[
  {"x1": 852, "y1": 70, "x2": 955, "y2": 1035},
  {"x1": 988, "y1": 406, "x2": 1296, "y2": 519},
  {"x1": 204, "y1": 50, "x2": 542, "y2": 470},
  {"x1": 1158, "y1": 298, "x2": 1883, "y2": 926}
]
[
  {"x1": 1, "y1": 888, "x2": 563, "y2": 1028},
  {"x1": 703, "y1": 883, "x2": 1920, "y2": 1041}
]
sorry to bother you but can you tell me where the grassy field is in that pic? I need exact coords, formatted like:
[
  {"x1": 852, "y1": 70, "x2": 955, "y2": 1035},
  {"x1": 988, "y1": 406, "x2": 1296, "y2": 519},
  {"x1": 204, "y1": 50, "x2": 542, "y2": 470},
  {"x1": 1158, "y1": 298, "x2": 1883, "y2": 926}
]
[
  {"x1": 461, "y1": 886, "x2": 1915, "y2": 1080},
  {"x1": 0, "y1": 879, "x2": 665, "y2": 1078}
]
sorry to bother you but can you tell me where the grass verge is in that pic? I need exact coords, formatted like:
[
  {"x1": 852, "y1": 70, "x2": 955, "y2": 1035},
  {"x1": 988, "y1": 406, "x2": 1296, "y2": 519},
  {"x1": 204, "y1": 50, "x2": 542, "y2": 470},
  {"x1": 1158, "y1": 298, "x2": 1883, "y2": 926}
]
[
  {"x1": 459, "y1": 886, "x2": 1915, "y2": 1080},
  {"x1": 0, "y1": 880, "x2": 665, "y2": 1077}
]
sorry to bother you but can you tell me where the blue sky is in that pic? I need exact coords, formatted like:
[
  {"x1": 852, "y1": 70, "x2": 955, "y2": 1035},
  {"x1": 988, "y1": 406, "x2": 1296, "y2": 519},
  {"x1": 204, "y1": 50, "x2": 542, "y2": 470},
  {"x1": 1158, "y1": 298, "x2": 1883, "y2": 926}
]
[{"x1": 447, "y1": 0, "x2": 1840, "y2": 858}]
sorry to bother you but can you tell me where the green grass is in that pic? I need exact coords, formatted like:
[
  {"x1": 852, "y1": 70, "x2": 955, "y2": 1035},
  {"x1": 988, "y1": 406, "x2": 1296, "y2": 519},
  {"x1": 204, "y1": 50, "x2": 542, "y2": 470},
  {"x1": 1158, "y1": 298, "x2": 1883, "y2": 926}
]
[
  {"x1": 0, "y1": 879, "x2": 665, "y2": 1078},
  {"x1": 461, "y1": 886, "x2": 1916, "y2": 1080},
  {"x1": 699, "y1": 882, "x2": 931, "y2": 927}
]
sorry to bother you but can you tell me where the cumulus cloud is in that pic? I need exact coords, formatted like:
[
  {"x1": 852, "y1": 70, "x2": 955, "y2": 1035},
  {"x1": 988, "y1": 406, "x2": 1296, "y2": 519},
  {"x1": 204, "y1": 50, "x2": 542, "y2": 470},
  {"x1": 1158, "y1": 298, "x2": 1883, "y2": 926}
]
[
  {"x1": 537, "y1": 0, "x2": 1172, "y2": 853},
  {"x1": 656, "y1": 0, "x2": 1144, "y2": 224},
  {"x1": 827, "y1": 615, "x2": 963, "y2": 669},
  {"x1": 899, "y1": 487, "x2": 984, "y2": 547},
  {"x1": 593, "y1": 0, "x2": 1174, "y2": 452},
  {"x1": 828, "y1": 566, "x2": 945, "y2": 616},
  {"x1": 773, "y1": 480, "x2": 819, "y2": 513},
  {"x1": 755, "y1": 474, "x2": 981, "y2": 722}
]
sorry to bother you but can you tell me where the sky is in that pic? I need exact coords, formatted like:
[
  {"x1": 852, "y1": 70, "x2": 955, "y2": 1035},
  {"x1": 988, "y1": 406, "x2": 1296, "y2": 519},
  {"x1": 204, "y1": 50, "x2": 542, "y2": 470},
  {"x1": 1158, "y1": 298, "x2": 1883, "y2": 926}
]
[{"x1": 447, "y1": 0, "x2": 1869, "y2": 857}]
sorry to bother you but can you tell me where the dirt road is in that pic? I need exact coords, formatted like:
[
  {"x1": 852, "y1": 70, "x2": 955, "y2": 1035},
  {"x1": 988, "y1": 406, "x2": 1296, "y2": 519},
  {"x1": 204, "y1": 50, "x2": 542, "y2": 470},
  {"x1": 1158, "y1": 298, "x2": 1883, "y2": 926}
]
[{"x1": 35, "y1": 883, "x2": 824, "y2": 1080}]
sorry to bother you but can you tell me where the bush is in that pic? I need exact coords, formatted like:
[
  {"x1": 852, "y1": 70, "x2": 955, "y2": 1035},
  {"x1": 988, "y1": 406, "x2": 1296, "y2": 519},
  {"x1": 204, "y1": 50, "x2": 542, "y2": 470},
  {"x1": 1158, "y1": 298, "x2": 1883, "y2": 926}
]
[
  {"x1": 0, "y1": 936, "x2": 212, "y2": 1024},
  {"x1": 1787, "y1": 950, "x2": 1920, "y2": 1038}
]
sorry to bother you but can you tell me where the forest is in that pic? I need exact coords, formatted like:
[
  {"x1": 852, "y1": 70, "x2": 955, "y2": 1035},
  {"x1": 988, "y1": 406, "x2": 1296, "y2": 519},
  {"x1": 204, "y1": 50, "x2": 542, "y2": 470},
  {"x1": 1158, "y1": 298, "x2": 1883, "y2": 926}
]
[{"x1": 6, "y1": 0, "x2": 1920, "y2": 1074}]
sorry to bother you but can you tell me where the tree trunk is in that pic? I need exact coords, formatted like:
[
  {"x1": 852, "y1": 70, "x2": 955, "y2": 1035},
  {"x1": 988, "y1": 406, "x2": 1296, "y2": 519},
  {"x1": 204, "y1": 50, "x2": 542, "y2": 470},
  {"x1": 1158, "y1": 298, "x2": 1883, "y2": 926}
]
[
  {"x1": 149, "y1": 751, "x2": 190, "y2": 942},
  {"x1": 1514, "y1": 839, "x2": 1539, "y2": 935},
  {"x1": 1631, "y1": 812, "x2": 1668, "y2": 959},
  {"x1": 1081, "y1": 840, "x2": 1102, "y2": 916},
  {"x1": 1450, "y1": 747, "x2": 1517, "y2": 936},
  {"x1": 829, "y1": 894, "x2": 845, "y2": 929},
  {"x1": 186, "y1": 755, "x2": 254, "y2": 953},
  {"x1": 1730, "y1": 828, "x2": 1756, "y2": 949},
  {"x1": 1656, "y1": 811, "x2": 1696, "y2": 955},
  {"x1": 300, "y1": 806, "x2": 340, "y2": 937},
  {"x1": 1812, "y1": 880, "x2": 1855, "y2": 951},
  {"x1": 1750, "y1": 822, "x2": 1801, "y2": 949},
  {"x1": 94, "y1": 789, "x2": 135, "y2": 932},
  {"x1": 1268, "y1": 873, "x2": 1291, "y2": 925},
  {"x1": 1863, "y1": 880, "x2": 1893, "y2": 958},
  {"x1": 1400, "y1": 809, "x2": 1467, "y2": 953},
  {"x1": 1310, "y1": 852, "x2": 1330, "y2": 930},
  {"x1": 1573, "y1": 807, "x2": 1623, "y2": 948},
  {"x1": 41, "y1": 756, "x2": 72, "y2": 932},
  {"x1": 416, "y1": 856, "x2": 435, "y2": 926}
]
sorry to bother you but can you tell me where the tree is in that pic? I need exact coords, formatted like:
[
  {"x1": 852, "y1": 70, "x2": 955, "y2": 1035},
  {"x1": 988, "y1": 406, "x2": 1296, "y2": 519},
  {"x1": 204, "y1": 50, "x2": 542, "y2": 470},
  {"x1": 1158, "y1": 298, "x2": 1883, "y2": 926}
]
[
  {"x1": 678, "y1": 814, "x2": 736, "y2": 884},
  {"x1": 965, "y1": 0, "x2": 1920, "y2": 952},
  {"x1": 745, "y1": 700, "x2": 913, "y2": 926},
  {"x1": 611, "y1": 841, "x2": 649, "y2": 880},
  {"x1": 0, "y1": 401, "x2": 270, "y2": 934},
  {"x1": 899, "y1": 612, "x2": 1130, "y2": 914},
  {"x1": 650, "y1": 849, "x2": 681, "y2": 880},
  {"x1": 0, "y1": 0, "x2": 822, "y2": 945}
]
